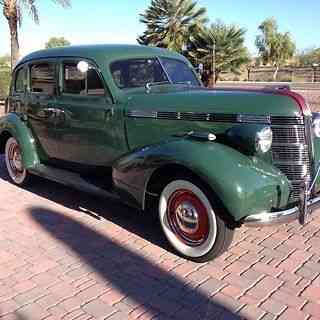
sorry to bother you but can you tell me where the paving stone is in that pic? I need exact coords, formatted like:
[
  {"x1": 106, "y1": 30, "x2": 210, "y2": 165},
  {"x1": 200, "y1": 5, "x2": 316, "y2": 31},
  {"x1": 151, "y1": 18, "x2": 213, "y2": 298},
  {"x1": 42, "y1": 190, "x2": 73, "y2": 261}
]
[
  {"x1": 303, "y1": 301, "x2": 320, "y2": 317},
  {"x1": 301, "y1": 285, "x2": 320, "y2": 302},
  {"x1": 296, "y1": 265, "x2": 320, "y2": 280},
  {"x1": 197, "y1": 277, "x2": 226, "y2": 296},
  {"x1": 0, "y1": 299, "x2": 20, "y2": 316},
  {"x1": 238, "y1": 305, "x2": 266, "y2": 320},
  {"x1": 211, "y1": 292, "x2": 244, "y2": 313},
  {"x1": 260, "y1": 298, "x2": 287, "y2": 315},
  {"x1": 277, "y1": 307, "x2": 309, "y2": 320},
  {"x1": 14, "y1": 286, "x2": 48, "y2": 305},
  {"x1": 0, "y1": 155, "x2": 319, "y2": 320},
  {"x1": 81, "y1": 298, "x2": 117, "y2": 318},
  {"x1": 18, "y1": 303, "x2": 50, "y2": 320},
  {"x1": 271, "y1": 289, "x2": 307, "y2": 309}
]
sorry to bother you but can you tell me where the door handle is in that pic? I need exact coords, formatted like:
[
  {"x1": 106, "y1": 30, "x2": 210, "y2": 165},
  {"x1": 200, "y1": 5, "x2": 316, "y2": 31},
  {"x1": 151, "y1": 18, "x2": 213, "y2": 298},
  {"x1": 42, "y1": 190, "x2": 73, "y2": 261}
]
[
  {"x1": 44, "y1": 108, "x2": 57, "y2": 113},
  {"x1": 38, "y1": 108, "x2": 57, "y2": 118},
  {"x1": 104, "y1": 108, "x2": 114, "y2": 120}
]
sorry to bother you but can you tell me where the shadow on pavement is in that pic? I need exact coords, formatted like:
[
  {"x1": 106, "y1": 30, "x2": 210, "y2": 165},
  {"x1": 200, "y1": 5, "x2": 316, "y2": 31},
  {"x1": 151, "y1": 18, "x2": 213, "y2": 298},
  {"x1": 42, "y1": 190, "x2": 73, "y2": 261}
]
[
  {"x1": 0, "y1": 155, "x2": 171, "y2": 252},
  {"x1": 28, "y1": 207, "x2": 241, "y2": 320}
]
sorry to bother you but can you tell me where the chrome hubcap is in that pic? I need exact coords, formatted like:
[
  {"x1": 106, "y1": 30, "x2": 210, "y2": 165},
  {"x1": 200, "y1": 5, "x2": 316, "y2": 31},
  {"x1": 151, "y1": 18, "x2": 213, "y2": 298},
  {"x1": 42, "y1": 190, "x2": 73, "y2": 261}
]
[
  {"x1": 176, "y1": 201, "x2": 199, "y2": 234},
  {"x1": 12, "y1": 150, "x2": 22, "y2": 171},
  {"x1": 167, "y1": 190, "x2": 209, "y2": 247}
]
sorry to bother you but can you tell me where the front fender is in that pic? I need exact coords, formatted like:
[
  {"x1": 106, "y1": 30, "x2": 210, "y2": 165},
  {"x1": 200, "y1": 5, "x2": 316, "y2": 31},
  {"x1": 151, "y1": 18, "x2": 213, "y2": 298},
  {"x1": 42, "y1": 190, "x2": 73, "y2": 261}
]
[
  {"x1": 0, "y1": 113, "x2": 40, "y2": 169},
  {"x1": 113, "y1": 138, "x2": 291, "y2": 222}
]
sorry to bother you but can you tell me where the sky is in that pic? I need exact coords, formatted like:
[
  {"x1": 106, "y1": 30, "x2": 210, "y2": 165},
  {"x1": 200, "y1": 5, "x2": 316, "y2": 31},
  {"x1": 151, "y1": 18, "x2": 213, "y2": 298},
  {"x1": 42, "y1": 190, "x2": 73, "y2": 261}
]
[{"x1": 0, "y1": 0, "x2": 319, "y2": 58}]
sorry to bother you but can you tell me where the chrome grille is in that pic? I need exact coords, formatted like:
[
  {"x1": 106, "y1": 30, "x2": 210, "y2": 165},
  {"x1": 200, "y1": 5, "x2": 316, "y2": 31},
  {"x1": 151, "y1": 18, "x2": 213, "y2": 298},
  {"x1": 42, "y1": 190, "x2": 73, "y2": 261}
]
[
  {"x1": 271, "y1": 116, "x2": 304, "y2": 125},
  {"x1": 272, "y1": 145, "x2": 309, "y2": 163},
  {"x1": 271, "y1": 119, "x2": 311, "y2": 202},
  {"x1": 272, "y1": 126, "x2": 305, "y2": 144}
]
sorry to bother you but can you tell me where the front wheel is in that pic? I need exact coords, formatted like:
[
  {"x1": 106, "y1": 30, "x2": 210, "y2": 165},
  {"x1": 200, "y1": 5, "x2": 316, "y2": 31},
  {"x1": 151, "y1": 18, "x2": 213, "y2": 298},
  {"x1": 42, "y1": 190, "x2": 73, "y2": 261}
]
[
  {"x1": 5, "y1": 137, "x2": 31, "y2": 186},
  {"x1": 159, "y1": 179, "x2": 234, "y2": 262}
]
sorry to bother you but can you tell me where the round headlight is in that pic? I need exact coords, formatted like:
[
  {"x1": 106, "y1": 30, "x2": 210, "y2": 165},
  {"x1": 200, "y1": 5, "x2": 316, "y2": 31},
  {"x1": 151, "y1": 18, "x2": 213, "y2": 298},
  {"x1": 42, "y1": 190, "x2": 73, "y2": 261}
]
[
  {"x1": 313, "y1": 113, "x2": 320, "y2": 138},
  {"x1": 255, "y1": 127, "x2": 273, "y2": 153}
]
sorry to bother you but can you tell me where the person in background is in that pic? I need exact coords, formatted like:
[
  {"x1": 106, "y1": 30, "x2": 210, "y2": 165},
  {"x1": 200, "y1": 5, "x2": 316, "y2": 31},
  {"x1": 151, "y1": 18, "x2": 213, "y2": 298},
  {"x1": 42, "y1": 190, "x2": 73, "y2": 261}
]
[{"x1": 201, "y1": 69, "x2": 210, "y2": 87}]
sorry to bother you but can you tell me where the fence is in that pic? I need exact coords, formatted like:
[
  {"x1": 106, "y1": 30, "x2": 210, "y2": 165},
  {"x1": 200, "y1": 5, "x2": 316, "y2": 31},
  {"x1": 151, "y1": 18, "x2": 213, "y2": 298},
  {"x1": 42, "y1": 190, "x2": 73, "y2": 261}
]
[{"x1": 220, "y1": 66, "x2": 320, "y2": 83}]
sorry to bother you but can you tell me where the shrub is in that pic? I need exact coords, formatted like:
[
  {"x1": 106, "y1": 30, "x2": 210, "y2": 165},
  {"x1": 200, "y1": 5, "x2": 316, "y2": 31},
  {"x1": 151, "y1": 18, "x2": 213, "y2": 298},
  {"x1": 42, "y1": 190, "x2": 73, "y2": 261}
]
[{"x1": 0, "y1": 65, "x2": 11, "y2": 99}]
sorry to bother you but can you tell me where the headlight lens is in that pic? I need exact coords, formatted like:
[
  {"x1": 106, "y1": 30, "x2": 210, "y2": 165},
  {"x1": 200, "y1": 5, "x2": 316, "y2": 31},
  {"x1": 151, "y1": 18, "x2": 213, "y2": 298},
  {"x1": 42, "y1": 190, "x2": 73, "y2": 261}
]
[
  {"x1": 313, "y1": 113, "x2": 320, "y2": 138},
  {"x1": 255, "y1": 127, "x2": 273, "y2": 153}
]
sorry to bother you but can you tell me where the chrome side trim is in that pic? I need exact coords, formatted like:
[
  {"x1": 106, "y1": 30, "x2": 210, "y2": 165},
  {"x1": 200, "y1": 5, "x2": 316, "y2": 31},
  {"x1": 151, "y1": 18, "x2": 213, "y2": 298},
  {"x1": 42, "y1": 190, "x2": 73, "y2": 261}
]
[
  {"x1": 127, "y1": 110, "x2": 157, "y2": 119},
  {"x1": 237, "y1": 114, "x2": 271, "y2": 124},
  {"x1": 127, "y1": 111, "x2": 303, "y2": 125},
  {"x1": 243, "y1": 195, "x2": 320, "y2": 227}
]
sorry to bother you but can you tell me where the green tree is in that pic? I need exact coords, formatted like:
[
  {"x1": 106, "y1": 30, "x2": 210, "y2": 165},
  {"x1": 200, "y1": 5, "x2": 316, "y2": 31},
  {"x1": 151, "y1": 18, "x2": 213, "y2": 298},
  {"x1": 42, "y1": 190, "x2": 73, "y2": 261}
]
[
  {"x1": 1, "y1": 0, "x2": 71, "y2": 69},
  {"x1": 297, "y1": 48, "x2": 320, "y2": 66},
  {"x1": 190, "y1": 21, "x2": 250, "y2": 83},
  {"x1": 138, "y1": 0, "x2": 207, "y2": 53},
  {"x1": 0, "y1": 55, "x2": 11, "y2": 98},
  {"x1": 255, "y1": 18, "x2": 295, "y2": 80},
  {"x1": 45, "y1": 36, "x2": 71, "y2": 49}
]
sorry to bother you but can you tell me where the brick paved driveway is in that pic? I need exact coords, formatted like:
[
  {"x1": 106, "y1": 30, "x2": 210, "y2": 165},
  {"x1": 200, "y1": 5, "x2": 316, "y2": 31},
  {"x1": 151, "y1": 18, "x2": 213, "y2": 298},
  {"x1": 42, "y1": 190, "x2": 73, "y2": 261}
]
[{"x1": 0, "y1": 156, "x2": 319, "y2": 320}]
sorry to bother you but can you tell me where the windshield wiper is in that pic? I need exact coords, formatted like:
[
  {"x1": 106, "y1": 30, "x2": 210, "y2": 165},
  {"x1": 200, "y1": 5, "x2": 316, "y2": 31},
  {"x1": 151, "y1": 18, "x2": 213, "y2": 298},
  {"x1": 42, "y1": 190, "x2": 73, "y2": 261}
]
[{"x1": 145, "y1": 81, "x2": 170, "y2": 93}]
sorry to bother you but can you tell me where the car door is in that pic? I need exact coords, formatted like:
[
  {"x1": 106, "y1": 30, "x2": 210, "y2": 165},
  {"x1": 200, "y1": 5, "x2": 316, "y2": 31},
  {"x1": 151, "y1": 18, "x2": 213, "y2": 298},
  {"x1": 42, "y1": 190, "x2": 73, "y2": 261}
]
[
  {"x1": 53, "y1": 58, "x2": 124, "y2": 168},
  {"x1": 26, "y1": 59, "x2": 59, "y2": 160}
]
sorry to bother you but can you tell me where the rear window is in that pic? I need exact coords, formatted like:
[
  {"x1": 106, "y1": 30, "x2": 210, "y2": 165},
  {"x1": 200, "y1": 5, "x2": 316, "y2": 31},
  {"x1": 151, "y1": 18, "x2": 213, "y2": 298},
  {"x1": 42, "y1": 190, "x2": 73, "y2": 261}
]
[{"x1": 30, "y1": 63, "x2": 56, "y2": 95}]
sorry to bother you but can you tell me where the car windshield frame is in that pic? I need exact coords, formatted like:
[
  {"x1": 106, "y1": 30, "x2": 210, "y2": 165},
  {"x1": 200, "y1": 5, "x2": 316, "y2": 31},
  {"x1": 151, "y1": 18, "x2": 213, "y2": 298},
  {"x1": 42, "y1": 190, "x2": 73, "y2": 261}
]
[{"x1": 109, "y1": 56, "x2": 201, "y2": 90}]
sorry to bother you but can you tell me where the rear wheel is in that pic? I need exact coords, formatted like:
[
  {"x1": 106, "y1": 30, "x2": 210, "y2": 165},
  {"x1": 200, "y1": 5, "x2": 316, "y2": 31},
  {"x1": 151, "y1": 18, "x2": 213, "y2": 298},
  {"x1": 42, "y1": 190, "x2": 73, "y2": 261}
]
[
  {"x1": 5, "y1": 137, "x2": 31, "y2": 186},
  {"x1": 158, "y1": 179, "x2": 234, "y2": 262}
]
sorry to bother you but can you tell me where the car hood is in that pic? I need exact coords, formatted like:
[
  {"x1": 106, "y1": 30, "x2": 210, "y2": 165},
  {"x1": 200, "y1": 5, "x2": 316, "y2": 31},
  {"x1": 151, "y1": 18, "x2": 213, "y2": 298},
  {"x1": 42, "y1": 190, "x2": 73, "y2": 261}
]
[{"x1": 125, "y1": 87, "x2": 301, "y2": 117}]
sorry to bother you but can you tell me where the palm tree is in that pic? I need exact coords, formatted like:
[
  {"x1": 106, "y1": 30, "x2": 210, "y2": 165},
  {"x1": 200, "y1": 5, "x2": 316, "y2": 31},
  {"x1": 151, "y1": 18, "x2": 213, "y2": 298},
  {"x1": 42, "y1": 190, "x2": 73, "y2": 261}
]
[
  {"x1": 138, "y1": 0, "x2": 207, "y2": 53},
  {"x1": 190, "y1": 21, "x2": 250, "y2": 83},
  {"x1": 1, "y1": 0, "x2": 71, "y2": 69}
]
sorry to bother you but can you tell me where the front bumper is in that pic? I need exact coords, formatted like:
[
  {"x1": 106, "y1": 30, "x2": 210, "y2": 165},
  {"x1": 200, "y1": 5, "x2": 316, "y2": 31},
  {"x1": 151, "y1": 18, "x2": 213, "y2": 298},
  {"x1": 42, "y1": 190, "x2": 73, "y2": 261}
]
[{"x1": 243, "y1": 194, "x2": 320, "y2": 227}]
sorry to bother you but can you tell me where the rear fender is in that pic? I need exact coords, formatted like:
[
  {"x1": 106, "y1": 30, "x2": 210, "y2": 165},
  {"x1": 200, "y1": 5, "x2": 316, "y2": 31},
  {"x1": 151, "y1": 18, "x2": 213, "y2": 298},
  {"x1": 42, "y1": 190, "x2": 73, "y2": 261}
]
[
  {"x1": 0, "y1": 113, "x2": 40, "y2": 169},
  {"x1": 113, "y1": 138, "x2": 290, "y2": 222}
]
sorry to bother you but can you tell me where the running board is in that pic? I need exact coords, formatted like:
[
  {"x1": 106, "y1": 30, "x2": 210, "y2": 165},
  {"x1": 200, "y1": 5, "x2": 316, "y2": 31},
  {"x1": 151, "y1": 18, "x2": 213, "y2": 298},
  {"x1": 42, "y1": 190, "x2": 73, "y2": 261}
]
[{"x1": 29, "y1": 164, "x2": 120, "y2": 201}]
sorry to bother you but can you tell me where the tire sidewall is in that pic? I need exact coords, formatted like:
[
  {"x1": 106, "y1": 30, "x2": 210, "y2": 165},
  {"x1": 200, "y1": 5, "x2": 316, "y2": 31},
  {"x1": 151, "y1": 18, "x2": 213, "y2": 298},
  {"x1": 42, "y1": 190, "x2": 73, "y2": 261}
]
[{"x1": 159, "y1": 179, "x2": 218, "y2": 259}]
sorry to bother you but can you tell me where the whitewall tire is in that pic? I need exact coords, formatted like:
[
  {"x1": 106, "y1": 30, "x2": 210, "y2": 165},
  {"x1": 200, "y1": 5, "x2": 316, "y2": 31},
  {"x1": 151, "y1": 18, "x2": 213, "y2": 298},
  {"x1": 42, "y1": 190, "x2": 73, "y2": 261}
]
[
  {"x1": 159, "y1": 179, "x2": 233, "y2": 262},
  {"x1": 5, "y1": 137, "x2": 30, "y2": 186}
]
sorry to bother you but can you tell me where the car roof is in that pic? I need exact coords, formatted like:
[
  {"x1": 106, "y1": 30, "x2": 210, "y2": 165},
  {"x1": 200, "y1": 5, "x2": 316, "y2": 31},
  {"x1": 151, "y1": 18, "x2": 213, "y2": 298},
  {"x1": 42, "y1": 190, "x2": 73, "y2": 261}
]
[{"x1": 17, "y1": 44, "x2": 187, "y2": 68}]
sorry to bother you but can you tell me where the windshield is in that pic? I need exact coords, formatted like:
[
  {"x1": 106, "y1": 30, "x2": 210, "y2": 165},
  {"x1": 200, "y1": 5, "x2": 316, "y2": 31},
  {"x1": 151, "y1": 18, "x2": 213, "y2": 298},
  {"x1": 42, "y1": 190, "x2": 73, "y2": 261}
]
[{"x1": 110, "y1": 57, "x2": 200, "y2": 89}]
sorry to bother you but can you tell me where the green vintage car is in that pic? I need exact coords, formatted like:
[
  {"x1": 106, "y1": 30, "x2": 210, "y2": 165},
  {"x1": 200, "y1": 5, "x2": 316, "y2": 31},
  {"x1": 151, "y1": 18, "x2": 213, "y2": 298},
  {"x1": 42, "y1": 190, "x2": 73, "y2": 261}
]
[{"x1": 1, "y1": 44, "x2": 320, "y2": 262}]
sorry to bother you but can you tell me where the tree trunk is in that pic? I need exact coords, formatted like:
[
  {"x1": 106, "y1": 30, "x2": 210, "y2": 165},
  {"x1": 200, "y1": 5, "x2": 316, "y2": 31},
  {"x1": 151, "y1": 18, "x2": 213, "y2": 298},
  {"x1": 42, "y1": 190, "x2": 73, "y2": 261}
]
[
  {"x1": 273, "y1": 65, "x2": 279, "y2": 81},
  {"x1": 3, "y1": 0, "x2": 20, "y2": 70},
  {"x1": 215, "y1": 71, "x2": 219, "y2": 84},
  {"x1": 9, "y1": 17, "x2": 19, "y2": 70}
]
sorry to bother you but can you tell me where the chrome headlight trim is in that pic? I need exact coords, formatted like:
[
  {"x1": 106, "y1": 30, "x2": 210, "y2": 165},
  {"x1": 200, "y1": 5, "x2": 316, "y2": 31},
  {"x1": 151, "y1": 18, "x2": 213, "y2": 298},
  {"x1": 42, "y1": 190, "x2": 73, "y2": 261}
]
[
  {"x1": 312, "y1": 112, "x2": 320, "y2": 138},
  {"x1": 255, "y1": 127, "x2": 273, "y2": 153}
]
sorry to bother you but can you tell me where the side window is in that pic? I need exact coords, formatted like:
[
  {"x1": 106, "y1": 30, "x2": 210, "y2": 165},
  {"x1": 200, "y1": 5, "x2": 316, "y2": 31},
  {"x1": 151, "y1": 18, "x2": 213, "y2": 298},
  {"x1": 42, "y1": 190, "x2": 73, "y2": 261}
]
[
  {"x1": 30, "y1": 63, "x2": 56, "y2": 95},
  {"x1": 63, "y1": 62, "x2": 105, "y2": 96},
  {"x1": 14, "y1": 68, "x2": 25, "y2": 93}
]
